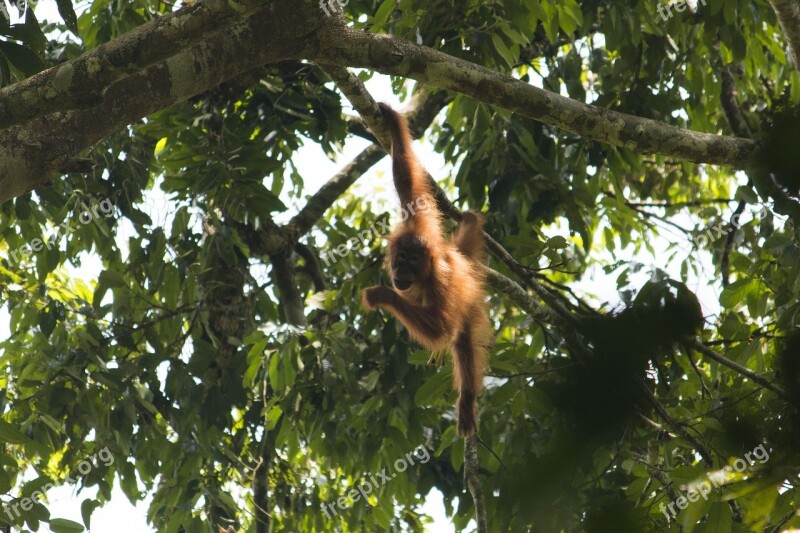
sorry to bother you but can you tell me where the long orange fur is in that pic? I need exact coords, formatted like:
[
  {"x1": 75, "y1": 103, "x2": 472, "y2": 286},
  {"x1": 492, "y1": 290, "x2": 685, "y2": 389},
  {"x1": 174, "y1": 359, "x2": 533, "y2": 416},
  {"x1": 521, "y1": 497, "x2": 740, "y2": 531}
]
[{"x1": 362, "y1": 103, "x2": 491, "y2": 436}]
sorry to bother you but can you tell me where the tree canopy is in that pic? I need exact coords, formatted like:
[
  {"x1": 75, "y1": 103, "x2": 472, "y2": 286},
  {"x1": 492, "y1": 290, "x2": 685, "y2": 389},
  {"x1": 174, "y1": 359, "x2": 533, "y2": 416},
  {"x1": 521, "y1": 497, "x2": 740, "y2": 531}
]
[{"x1": 1, "y1": 0, "x2": 800, "y2": 532}]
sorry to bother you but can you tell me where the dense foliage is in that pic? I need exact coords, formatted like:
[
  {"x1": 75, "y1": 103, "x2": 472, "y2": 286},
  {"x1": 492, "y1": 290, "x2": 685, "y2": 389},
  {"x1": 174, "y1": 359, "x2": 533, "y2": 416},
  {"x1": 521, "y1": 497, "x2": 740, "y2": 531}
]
[{"x1": 1, "y1": 0, "x2": 800, "y2": 532}]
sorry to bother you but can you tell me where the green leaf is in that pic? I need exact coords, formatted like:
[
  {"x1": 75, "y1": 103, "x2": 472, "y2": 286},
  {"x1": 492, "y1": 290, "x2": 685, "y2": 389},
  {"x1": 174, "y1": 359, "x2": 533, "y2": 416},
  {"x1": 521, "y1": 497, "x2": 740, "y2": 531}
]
[
  {"x1": 360, "y1": 370, "x2": 380, "y2": 391},
  {"x1": 372, "y1": 0, "x2": 394, "y2": 27},
  {"x1": 703, "y1": 502, "x2": 732, "y2": 533},
  {"x1": 265, "y1": 405, "x2": 282, "y2": 431},
  {"x1": 38, "y1": 307, "x2": 57, "y2": 338},
  {"x1": 414, "y1": 369, "x2": 451, "y2": 406},
  {"x1": 268, "y1": 351, "x2": 282, "y2": 391},
  {"x1": 0, "y1": 419, "x2": 34, "y2": 446},
  {"x1": 49, "y1": 518, "x2": 85, "y2": 533},
  {"x1": 490, "y1": 33, "x2": 514, "y2": 68},
  {"x1": 14, "y1": 195, "x2": 31, "y2": 219},
  {"x1": 55, "y1": 0, "x2": 78, "y2": 33},
  {"x1": 719, "y1": 279, "x2": 752, "y2": 308},
  {"x1": 407, "y1": 349, "x2": 430, "y2": 365},
  {"x1": 546, "y1": 236, "x2": 569, "y2": 249},
  {"x1": 0, "y1": 40, "x2": 44, "y2": 75}
]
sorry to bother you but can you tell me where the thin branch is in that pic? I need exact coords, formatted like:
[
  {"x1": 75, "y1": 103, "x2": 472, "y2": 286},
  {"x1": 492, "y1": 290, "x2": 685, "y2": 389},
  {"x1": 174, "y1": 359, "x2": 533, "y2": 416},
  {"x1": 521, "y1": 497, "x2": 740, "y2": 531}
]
[
  {"x1": 286, "y1": 144, "x2": 387, "y2": 241},
  {"x1": 343, "y1": 114, "x2": 380, "y2": 143},
  {"x1": 719, "y1": 65, "x2": 752, "y2": 138},
  {"x1": 620, "y1": 199, "x2": 735, "y2": 208},
  {"x1": 483, "y1": 234, "x2": 580, "y2": 328},
  {"x1": 769, "y1": 509, "x2": 797, "y2": 533},
  {"x1": 686, "y1": 349, "x2": 711, "y2": 398},
  {"x1": 720, "y1": 200, "x2": 746, "y2": 287},
  {"x1": 625, "y1": 204, "x2": 692, "y2": 235},
  {"x1": 635, "y1": 375, "x2": 713, "y2": 466},
  {"x1": 603, "y1": 192, "x2": 735, "y2": 209},
  {"x1": 320, "y1": 64, "x2": 392, "y2": 148},
  {"x1": 463, "y1": 434, "x2": 487, "y2": 533},
  {"x1": 285, "y1": 88, "x2": 449, "y2": 240},
  {"x1": 477, "y1": 436, "x2": 509, "y2": 475},
  {"x1": 687, "y1": 339, "x2": 787, "y2": 399},
  {"x1": 483, "y1": 266, "x2": 553, "y2": 323},
  {"x1": 294, "y1": 242, "x2": 326, "y2": 291}
]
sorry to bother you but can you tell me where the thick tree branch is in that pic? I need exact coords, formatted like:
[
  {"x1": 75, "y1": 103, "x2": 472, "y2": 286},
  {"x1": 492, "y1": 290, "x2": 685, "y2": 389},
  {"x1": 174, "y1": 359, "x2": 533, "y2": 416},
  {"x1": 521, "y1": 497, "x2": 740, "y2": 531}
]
[
  {"x1": 270, "y1": 249, "x2": 307, "y2": 326},
  {"x1": 0, "y1": 3, "x2": 318, "y2": 204},
  {"x1": 0, "y1": 0, "x2": 266, "y2": 129},
  {"x1": 314, "y1": 29, "x2": 762, "y2": 170},
  {"x1": 343, "y1": 114, "x2": 380, "y2": 144},
  {"x1": 767, "y1": 0, "x2": 800, "y2": 73},
  {"x1": 1, "y1": 1, "x2": 771, "y2": 208}
]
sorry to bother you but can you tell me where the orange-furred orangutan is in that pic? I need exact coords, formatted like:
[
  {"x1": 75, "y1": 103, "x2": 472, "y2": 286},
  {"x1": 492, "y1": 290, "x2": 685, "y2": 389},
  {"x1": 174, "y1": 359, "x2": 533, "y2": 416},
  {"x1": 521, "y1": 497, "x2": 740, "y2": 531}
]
[{"x1": 361, "y1": 103, "x2": 492, "y2": 437}]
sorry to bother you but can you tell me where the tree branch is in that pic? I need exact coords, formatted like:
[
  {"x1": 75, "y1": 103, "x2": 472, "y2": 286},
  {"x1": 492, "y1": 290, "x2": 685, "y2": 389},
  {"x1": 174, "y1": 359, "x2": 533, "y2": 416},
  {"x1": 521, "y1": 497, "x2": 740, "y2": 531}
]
[
  {"x1": 636, "y1": 375, "x2": 743, "y2": 521},
  {"x1": 315, "y1": 29, "x2": 762, "y2": 170},
  {"x1": 320, "y1": 64, "x2": 392, "y2": 148},
  {"x1": 463, "y1": 434, "x2": 487, "y2": 533},
  {"x1": 0, "y1": 3, "x2": 318, "y2": 204},
  {"x1": 0, "y1": 0, "x2": 266, "y2": 129},
  {"x1": 636, "y1": 375, "x2": 713, "y2": 466},
  {"x1": 687, "y1": 339, "x2": 787, "y2": 398},
  {"x1": 285, "y1": 88, "x2": 449, "y2": 240},
  {"x1": 767, "y1": 0, "x2": 800, "y2": 73},
  {"x1": 285, "y1": 144, "x2": 386, "y2": 241},
  {"x1": 483, "y1": 267, "x2": 553, "y2": 323},
  {"x1": 269, "y1": 249, "x2": 307, "y2": 327}
]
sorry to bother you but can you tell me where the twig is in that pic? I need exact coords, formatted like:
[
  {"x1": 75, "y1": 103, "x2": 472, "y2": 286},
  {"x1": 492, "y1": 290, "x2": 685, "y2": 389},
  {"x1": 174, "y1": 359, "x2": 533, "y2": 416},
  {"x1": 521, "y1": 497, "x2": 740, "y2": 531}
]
[
  {"x1": 477, "y1": 435, "x2": 509, "y2": 475},
  {"x1": 769, "y1": 509, "x2": 797, "y2": 533},
  {"x1": 635, "y1": 375, "x2": 713, "y2": 466},
  {"x1": 687, "y1": 339, "x2": 787, "y2": 399}
]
